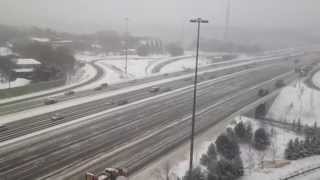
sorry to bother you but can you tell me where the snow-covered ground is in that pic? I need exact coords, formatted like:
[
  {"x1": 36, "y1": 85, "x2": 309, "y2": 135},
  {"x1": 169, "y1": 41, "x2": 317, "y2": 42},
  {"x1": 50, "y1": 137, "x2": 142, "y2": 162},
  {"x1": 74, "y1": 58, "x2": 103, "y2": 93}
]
[
  {"x1": 312, "y1": 70, "x2": 320, "y2": 89},
  {"x1": 131, "y1": 115, "x2": 303, "y2": 180},
  {"x1": 267, "y1": 80, "x2": 319, "y2": 126},
  {"x1": 171, "y1": 116, "x2": 300, "y2": 179},
  {"x1": 159, "y1": 57, "x2": 210, "y2": 73},
  {"x1": 0, "y1": 78, "x2": 31, "y2": 89},
  {"x1": 66, "y1": 64, "x2": 96, "y2": 85},
  {"x1": 0, "y1": 63, "x2": 97, "y2": 104}
]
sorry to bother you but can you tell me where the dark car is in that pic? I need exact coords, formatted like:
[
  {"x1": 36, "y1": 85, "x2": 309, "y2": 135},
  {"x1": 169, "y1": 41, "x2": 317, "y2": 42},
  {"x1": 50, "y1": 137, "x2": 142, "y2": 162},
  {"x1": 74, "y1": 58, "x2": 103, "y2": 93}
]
[
  {"x1": 258, "y1": 89, "x2": 269, "y2": 97},
  {"x1": 44, "y1": 98, "x2": 58, "y2": 105},
  {"x1": 101, "y1": 83, "x2": 109, "y2": 88},
  {"x1": 64, "y1": 90, "x2": 75, "y2": 96},
  {"x1": 117, "y1": 100, "x2": 128, "y2": 106}
]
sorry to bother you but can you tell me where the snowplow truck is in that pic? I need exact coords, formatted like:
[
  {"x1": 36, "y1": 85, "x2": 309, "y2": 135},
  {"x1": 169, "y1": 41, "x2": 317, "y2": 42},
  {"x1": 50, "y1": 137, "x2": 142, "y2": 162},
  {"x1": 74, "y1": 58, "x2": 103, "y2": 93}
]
[{"x1": 85, "y1": 168, "x2": 128, "y2": 180}]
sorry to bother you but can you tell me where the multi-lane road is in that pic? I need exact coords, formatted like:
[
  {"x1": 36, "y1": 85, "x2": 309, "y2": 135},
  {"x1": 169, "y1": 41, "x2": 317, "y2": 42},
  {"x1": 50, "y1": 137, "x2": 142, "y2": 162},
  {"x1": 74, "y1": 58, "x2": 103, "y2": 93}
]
[{"x1": 0, "y1": 51, "x2": 318, "y2": 180}]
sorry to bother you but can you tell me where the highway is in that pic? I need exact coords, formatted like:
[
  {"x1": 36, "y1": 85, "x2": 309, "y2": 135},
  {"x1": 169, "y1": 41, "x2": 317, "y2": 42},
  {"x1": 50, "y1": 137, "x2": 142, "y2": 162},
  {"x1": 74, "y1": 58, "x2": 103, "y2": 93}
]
[
  {"x1": 0, "y1": 57, "x2": 307, "y2": 180},
  {"x1": 0, "y1": 56, "x2": 301, "y2": 142},
  {"x1": 0, "y1": 52, "x2": 299, "y2": 116}
]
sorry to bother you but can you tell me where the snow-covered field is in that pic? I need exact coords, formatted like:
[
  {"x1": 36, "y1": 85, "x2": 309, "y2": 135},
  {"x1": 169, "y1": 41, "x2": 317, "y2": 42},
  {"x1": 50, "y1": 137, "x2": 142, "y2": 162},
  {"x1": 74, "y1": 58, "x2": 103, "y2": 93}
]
[
  {"x1": 159, "y1": 57, "x2": 211, "y2": 73},
  {"x1": 0, "y1": 78, "x2": 31, "y2": 89},
  {"x1": 131, "y1": 115, "x2": 303, "y2": 180},
  {"x1": 312, "y1": 70, "x2": 320, "y2": 89},
  {"x1": 267, "y1": 80, "x2": 320, "y2": 126}
]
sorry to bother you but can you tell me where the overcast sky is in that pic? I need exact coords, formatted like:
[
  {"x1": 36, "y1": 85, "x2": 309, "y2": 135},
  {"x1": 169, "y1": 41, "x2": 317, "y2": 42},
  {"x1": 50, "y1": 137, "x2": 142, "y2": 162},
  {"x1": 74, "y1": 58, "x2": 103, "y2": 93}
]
[{"x1": 0, "y1": 0, "x2": 319, "y2": 36}]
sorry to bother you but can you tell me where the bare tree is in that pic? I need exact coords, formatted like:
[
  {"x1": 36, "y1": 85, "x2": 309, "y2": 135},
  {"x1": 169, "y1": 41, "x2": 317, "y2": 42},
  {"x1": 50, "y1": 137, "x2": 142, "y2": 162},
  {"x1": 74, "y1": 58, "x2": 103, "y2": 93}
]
[
  {"x1": 270, "y1": 127, "x2": 278, "y2": 163},
  {"x1": 257, "y1": 150, "x2": 267, "y2": 169},
  {"x1": 151, "y1": 161, "x2": 173, "y2": 180},
  {"x1": 246, "y1": 144, "x2": 255, "y2": 174}
]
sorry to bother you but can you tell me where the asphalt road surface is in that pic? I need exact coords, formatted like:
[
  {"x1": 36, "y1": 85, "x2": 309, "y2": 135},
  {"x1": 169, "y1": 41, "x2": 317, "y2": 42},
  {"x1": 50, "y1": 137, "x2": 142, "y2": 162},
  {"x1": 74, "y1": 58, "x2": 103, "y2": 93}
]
[
  {"x1": 0, "y1": 60, "x2": 302, "y2": 180},
  {"x1": 0, "y1": 58, "x2": 296, "y2": 142},
  {"x1": 0, "y1": 53, "x2": 295, "y2": 116}
]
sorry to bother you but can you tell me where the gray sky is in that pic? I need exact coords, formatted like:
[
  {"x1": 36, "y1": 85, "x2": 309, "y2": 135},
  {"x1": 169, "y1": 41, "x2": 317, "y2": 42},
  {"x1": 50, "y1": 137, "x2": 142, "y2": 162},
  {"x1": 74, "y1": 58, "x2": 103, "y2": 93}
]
[{"x1": 0, "y1": 0, "x2": 319, "y2": 37}]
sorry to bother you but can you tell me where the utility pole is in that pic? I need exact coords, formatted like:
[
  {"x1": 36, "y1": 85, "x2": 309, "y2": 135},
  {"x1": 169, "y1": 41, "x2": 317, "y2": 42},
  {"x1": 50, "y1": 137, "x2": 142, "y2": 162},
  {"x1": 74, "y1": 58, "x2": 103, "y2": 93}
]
[
  {"x1": 124, "y1": 17, "x2": 129, "y2": 75},
  {"x1": 224, "y1": 0, "x2": 231, "y2": 41},
  {"x1": 189, "y1": 17, "x2": 208, "y2": 180}
]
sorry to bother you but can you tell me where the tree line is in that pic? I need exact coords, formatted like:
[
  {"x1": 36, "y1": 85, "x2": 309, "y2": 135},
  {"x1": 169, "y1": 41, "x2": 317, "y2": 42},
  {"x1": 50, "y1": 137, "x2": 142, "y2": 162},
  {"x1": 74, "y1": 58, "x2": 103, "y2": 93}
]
[{"x1": 181, "y1": 121, "x2": 271, "y2": 180}]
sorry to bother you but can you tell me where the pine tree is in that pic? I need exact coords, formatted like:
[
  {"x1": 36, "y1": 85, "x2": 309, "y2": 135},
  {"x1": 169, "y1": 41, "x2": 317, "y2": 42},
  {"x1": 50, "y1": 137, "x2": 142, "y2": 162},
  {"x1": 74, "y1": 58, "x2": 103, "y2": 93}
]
[
  {"x1": 216, "y1": 133, "x2": 240, "y2": 160},
  {"x1": 292, "y1": 120, "x2": 296, "y2": 130},
  {"x1": 234, "y1": 121, "x2": 246, "y2": 142},
  {"x1": 254, "y1": 128, "x2": 270, "y2": 150},
  {"x1": 200, "y1": 143, "x2": 217, "y2": 167},
  {"x1": 244, "y1": 123, "x2": 253, "y2": 143},
  {"x1": 297, "y1": 119, "x2": 302, "y2": 132},
  {"x1": 285, "y1": 139, "x2": 294, "y2": 160}
]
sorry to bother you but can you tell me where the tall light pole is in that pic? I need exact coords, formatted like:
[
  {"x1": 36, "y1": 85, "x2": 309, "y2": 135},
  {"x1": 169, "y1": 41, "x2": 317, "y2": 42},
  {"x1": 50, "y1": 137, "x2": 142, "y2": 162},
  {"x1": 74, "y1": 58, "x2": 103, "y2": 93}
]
[
  {"x1": 224, "y1": 0, "x2": 231, "y2": 41},
  {"x1": 124, "y1": 17, "x2": 129, "y2": 75},
  {"x1": 189, "y1": 17, "x2": 208, "y2": 179}
]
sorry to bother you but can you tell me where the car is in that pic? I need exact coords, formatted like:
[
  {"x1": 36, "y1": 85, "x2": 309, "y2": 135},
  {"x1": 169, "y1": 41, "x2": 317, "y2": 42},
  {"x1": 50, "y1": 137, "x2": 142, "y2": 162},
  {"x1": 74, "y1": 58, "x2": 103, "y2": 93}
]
[
  {"x1": 0, "y1": 125, "x2": 8, "y2": 132},
  {"x1": 44, "y1": 98, "x2": 58, "y2": 105},
  {"x1": 51, "y1": 113, "x2": 64, "y2": 121},
  {"x1": 149, "y1": 86, "x2": 160, "y2": 93},
  {"x1": 117, "y1": 100, "x2": 128, "y2": 106},
  {"x1": 258, "y1": 89, "x2": 269, "y2": 97},
  {"x1": 101, "y1": 83, "x2": 109, "y2": 88},
  {"x1": 94, "y1": 86, "x2": 103, "y2": 91},
  {"x1": 64, "y1": 90, "x2": 75, "y2": 96}
]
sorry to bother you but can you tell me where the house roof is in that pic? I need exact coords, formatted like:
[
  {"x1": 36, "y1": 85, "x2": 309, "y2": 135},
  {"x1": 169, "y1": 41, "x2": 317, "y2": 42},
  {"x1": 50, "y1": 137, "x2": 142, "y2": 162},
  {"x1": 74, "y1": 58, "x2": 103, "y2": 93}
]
[{"x1": 15, "y1": 58, "x2": 41, "y2": 65}]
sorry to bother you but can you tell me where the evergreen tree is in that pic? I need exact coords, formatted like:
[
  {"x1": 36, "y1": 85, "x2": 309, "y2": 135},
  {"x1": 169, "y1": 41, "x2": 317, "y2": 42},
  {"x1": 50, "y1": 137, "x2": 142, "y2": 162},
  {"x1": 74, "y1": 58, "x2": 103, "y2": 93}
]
[
  {"x1": 297, "y1": 119, "x2": 302, "y2": 132},
  {"x1": 234, "y1": 121, "x2": 246, "y2": 142},
  {"x1": 244, "y1": 123, "x2": 253, "y2": 143},
  {"x1": 254, "y1": 128, "x2": 270, "y2": 150},
  {"x1": 200, "y1": 143, "x2": 217, "y2": 167},
  {"x1": 285, "y1": 139, "x2": 294, "y2": 160},
  {"x1": 216, "y1": 134, "x2": 240, "y2": 160}
]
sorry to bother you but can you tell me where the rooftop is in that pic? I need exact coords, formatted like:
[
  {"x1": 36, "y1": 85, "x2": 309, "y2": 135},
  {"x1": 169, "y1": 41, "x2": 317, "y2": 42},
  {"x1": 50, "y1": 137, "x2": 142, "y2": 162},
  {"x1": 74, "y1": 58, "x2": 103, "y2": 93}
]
[{"x1": 15, "y1": 58, "x2": 41, "y2": 65}]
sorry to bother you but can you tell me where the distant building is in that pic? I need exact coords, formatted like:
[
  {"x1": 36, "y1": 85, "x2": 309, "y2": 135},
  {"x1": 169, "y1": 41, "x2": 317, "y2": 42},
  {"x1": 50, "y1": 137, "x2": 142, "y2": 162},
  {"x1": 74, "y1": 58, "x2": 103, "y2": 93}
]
[
  {"x1": 52, "y1": 40, "x2": 73, "y2": 48},
  {"x1": 12, "y1": 58, "x2": 41, "y2": 69},
  {"x1": 10, "y1": 58, "x2": 41, "y2": 79},
  {"x1": 30, "y1": 37, "x2": 51, "y2": 44}
]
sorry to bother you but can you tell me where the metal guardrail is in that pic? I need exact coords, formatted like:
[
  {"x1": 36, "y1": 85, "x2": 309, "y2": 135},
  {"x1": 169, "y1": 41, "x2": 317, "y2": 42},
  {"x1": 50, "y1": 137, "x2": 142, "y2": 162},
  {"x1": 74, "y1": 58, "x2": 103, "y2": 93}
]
[{"x1": 280, "y1": 163, "x2": 320, "y2": 180}]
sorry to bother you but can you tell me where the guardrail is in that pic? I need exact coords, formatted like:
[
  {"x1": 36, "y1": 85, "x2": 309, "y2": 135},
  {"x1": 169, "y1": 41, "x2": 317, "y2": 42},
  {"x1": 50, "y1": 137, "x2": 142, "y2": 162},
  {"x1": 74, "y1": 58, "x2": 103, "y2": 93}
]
[{"x1": 280, "y1": 163, "x2": 320, "y2": 180}]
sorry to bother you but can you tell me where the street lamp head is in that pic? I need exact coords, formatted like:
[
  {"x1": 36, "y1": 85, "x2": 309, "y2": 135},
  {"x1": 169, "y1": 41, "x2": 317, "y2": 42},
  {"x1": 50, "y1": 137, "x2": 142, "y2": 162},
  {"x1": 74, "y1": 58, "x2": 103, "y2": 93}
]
[{"x1": 190, "y1": 18, "x2": 209, "y2": 23}]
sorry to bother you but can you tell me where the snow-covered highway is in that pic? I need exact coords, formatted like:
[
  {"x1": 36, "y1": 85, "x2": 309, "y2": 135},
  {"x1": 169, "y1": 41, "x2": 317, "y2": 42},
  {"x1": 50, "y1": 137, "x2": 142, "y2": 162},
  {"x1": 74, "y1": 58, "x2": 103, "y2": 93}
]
[{"x1": 0, "y1": 53, "x2": 316, "y2": 180}]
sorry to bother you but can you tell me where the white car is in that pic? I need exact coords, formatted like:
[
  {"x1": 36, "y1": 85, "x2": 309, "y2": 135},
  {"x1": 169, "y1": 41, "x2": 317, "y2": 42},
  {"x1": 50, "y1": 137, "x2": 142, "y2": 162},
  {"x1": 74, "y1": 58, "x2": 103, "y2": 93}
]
[{"x1": 51, "y1": 113, "x2": 64, "y2": 121}]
